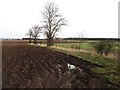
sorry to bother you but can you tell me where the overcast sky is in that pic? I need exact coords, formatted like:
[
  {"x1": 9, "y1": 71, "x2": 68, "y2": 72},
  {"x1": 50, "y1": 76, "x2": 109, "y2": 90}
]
[{"x1": 0, "y1": 0, "x2": 119, "y2": 39}]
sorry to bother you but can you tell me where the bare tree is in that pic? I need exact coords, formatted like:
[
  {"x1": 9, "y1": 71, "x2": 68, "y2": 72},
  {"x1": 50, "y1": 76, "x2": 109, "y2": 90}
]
[
  {"x1": 31, "y1": 25, "x2": 42, "y2": 44},
  {"x1": 26, "y1": 29, "x2": 33, "y2": 43},
  {"x1": 77, "y1": 31, "x2": 84, "y2": 49},
  {"x1": 41, "y1": 2, "x2": 67, "y2": 46}
]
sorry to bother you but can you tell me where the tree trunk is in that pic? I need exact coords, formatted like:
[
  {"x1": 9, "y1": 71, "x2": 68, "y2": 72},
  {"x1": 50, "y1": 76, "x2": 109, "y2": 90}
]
[
  {"x1": 97, "y1": 50, "x2": 99, "y2": 54},
  {"x1": 47, "y1": 38, "x2": 53, "y2": 46},
  {"x1": 29, "y1": 39, "x2": 31, "y2": 43},
  {"x1": 29, "y1": 36, "x2": 32, "y2": 43},
  {"x1": 105, "y1": 51, "x2": 109, "y2": 56},
  {"x1": 79, "y1": 43, "x2": 81, "y2": 49},
  {"x1": 34, "y1": 38, "x2": 37, "y2": 44},
  {"x1": 100, "y1": 51, "x2": 103, "y2": 55}
]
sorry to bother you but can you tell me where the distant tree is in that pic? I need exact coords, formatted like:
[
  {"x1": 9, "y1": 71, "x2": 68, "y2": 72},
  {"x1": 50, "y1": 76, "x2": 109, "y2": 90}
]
[
  {"x1": 103, "y1": 41, "x2": 116, "y2": 55},
  {"x1": 92, "y1": 41, "x2": 106, "y2": 55},
  {"x1": 26, "y1": 29, "x2": 33, "y2": 43},
  {"x1": 41, "y1": 2, "x2": 67, "y2": 46},
  {"x1": 92, "y1": 40, "x2": 116, "y2": 55},
  {"x1": 32, "y1": 25, "x2": 42, "y2": 44},
  {"x1": 77, "y1": 31, "x2": 84, "y2": 49}
]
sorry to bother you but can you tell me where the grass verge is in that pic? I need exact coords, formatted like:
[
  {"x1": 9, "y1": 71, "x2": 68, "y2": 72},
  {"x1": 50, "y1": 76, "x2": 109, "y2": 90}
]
[{"x1": 48, "y1": 46, "x2": 119, "y2": 87}]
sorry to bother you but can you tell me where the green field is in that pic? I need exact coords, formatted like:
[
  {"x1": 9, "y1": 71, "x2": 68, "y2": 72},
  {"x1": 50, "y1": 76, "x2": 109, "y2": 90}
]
[
  {"x1": 54, "y1": 43, "x2": 93, "y2": 50},
  {"x1": 54, "y1": 41, "x2": 119, "y2": 51}
]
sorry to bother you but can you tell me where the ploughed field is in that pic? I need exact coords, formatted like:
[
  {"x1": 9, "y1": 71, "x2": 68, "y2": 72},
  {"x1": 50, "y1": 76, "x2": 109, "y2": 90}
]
[{"x1": 2, "y1": 40, "x2": 108, "y2": 88}]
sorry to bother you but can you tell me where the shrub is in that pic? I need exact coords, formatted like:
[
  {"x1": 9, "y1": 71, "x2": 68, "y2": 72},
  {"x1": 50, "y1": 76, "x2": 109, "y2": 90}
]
[
  {"x1": 92, "y1": 41, "x2": 106, "y2": 55},
  {"x1": 91, "y1": 40, "x2": 115, "y2": 55},
  {"x1": 104, "y1": 41, "x2": 114, "y2": 55}
]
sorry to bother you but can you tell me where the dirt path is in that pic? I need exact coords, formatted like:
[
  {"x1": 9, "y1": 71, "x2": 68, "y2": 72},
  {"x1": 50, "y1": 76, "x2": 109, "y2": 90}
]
[{"x1": 2, "y1": 43, "x2": 107, "y2": 88}]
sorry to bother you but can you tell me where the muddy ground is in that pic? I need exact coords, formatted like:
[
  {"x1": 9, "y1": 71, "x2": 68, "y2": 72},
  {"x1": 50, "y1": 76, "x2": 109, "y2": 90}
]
[{"x1": 2, "y1": 40, "x2": 112, "y2": 88}]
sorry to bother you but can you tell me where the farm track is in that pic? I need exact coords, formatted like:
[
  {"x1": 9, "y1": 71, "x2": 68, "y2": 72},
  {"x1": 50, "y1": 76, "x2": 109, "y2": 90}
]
[{"x1": 2, "y1": 41, "x2": 108, "y2": 88}]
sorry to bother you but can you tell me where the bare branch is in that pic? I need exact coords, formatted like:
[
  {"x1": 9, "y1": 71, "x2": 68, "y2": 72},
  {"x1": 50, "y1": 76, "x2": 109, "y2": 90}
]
[{"x1": 41, "y1": 2, "x2": 67, "y2": 46}]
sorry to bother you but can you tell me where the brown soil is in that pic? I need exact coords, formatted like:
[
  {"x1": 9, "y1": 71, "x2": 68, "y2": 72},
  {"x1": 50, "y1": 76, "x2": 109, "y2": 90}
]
[{"x1": 2, "y1": 40, "x2": 108, "y2": 88}]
